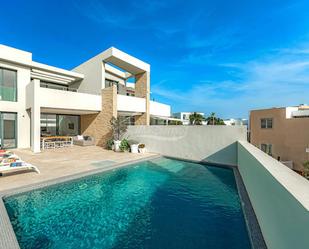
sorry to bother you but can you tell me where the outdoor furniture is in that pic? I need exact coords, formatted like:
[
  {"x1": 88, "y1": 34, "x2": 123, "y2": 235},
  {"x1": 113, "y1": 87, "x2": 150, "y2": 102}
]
[
  {"x1": 0, "y1": 163, "x2": 40, "y2": 176},
  {"x1": 73, "y1": 135, "x2": 95, "y2": 146},
  {"x1": 41, "y1": 136, "x2": 73, "y2": 150}
]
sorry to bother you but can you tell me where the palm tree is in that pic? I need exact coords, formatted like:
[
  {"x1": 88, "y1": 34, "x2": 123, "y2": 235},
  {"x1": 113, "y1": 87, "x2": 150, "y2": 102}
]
[
  {"x1": 189, "y1": 112, "x2": 205, "y2": 125},
  {"x1": 206, "y1": 112, "x2": 225, "y2": 125}
]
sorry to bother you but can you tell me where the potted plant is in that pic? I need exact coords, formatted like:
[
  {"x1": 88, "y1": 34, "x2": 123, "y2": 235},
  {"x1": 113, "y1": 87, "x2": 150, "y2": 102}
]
[
  {"x1": 110, "y1": 117, "x2": 127, "y2": 152},
  {"x1": 119, "y1": 139, "x2": 130, "y2": 152},
  {"x1": 106, "y1": 139, "x2": 114, "y2": 150},
  {"x1": 128, "y1": 140, "x2": 139, "y2": 153},
  {"x1": 138, "y1": 144, "x2": 146, "y2": 153}
]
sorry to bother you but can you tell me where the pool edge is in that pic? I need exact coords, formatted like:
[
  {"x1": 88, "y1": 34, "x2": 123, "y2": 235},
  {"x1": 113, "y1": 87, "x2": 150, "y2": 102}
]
[
  {"x1": 0, "y1": 154, "x2": 162, "y2": 249},
  {"x1": 234, "y1": 168, "x2": 268, "y2": 249},
  {"x1": 0, "y1": 154, "x2": 267, "y2": 249}
]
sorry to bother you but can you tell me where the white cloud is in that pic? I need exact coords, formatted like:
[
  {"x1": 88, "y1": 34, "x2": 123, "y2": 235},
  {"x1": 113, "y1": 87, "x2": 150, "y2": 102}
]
[{"x1": 152, "y1": 46, "x2": 309, "y2": 118}]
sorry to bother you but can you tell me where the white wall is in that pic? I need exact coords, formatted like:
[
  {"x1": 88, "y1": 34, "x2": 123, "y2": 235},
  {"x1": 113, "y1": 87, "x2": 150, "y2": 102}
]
[
  {"x1": 149, "y1": 101, "x2": 171, "y2": 117},
  {"x1": 238, "y1": 141, "x2": 309, "y2": 249},
  {"x1": 126, "y1": 126, "x2": 247, "y2": 165},
  {"x1": 0, "y1": 44, "x2": 32, "y2": 65},
  {"x1": 117, "y1": 95, "x2": 146, "y2": 113},
  {"x1": 39, "y1": 87, "x2": 101, "y2": 112},
  {"x1": 0, "y1": 61, "x2": 31, "y2": 149},
  {"x1": 72, "y1": 55, "x2": 106, "y2": 95}
]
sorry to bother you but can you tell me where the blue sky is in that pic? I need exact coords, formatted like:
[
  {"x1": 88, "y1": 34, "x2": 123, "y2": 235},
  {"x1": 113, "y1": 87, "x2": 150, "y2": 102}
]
[{"x1": 2, "y1": 0, "x2": 309, "y2": 118}]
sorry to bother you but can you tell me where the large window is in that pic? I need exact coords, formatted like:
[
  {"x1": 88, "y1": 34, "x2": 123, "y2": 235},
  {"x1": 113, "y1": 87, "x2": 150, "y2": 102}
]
[
  {"x1": 261, "y1": 143, "x2": 272, "y2": 156},
  {"x1": 0, "y1": 112, "x2": 17, "y2": 149},
  {"x1": 0, "y1": 68, "x2": 17, "y2": 102},
  {"x1": 41, "y1": 114, "x2": 80, "y2": 137},
  {"x1": 261, "y1": 118, "x2": 273, "y2": 129}
]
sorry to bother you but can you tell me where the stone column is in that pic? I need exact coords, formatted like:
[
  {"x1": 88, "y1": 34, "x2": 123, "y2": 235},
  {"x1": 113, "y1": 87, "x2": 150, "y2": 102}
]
[
  {"x1": 134, "y1": 71, "x2": 150, "y2": 125},
  {"x1": 31, "y1": 79, "x2": 41, "y2": 153},
  {"x1": 81, "y1": 84, "x2": 117, "y2": 147}
]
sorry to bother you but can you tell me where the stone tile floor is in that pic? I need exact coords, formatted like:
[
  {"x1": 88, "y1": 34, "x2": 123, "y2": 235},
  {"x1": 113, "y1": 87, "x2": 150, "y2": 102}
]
[{"x1": 0, "y1": 146, "x2": 156, "y2": 192}]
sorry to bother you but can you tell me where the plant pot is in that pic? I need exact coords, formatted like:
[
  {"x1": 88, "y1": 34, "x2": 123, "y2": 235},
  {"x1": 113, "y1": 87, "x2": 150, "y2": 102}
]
[
  {"x1": 138, "y1": 148, "x2": 146, "y2": 154},
  {"x1": 130, "y1": 144, "x2": 139, "y2": 154},
  {"x1": 113, "y1": 140, "x2": 121, "y2": 152}
]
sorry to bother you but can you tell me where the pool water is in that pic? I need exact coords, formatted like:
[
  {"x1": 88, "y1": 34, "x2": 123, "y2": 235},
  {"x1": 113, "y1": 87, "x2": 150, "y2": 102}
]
[{"x1": 4, "y1": 158, "x2": 251, "y2": 249}]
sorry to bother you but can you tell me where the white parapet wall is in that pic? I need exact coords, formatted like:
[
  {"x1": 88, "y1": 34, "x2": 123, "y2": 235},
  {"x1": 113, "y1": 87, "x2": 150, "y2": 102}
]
[
  {"x1": 39, "y1": 87, "x2": 101, "y2": 111},
  {"x1": 117, "y1": 95, "x2": 146, "y2": 113},
  {"x1": 237, "y1": 141, "x2": 309, "y2": 249},
  {"x1": 149, "y1": 100, "x2": 171, "y2": 117},
  {"x1": 126, "y1": 125, "x2": 247, "y2": 166}
]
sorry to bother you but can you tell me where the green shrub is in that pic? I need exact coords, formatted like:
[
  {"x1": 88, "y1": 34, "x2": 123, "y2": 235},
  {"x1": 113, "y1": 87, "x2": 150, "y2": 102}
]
[
  {"x1": 106, "y1": 139, "x2": 114, "y2": 150},
  {"x1": 120, "y1": 139, "x2": 130, "y2": 152}
]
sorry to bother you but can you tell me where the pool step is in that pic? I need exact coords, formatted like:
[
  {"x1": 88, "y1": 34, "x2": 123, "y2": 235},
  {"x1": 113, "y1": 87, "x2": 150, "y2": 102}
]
[{"x1": 152, "y1": 158, "x2": 185, "y2": 173}]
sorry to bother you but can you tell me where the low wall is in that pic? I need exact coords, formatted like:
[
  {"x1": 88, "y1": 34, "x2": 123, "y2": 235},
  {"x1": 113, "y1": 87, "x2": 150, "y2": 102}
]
[
  {"x1": 126, "y1": 125, "x2": 247, "y2": 166},
  {"x1": 238, "y1": 141, "x2": 309, "y2": 249}
]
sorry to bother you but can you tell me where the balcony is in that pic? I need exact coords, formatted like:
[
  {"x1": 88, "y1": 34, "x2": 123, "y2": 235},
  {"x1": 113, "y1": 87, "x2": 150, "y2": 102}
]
[
  {"x1": 38, "y1": 87, "x2": 101, "y2": 112},
  {"x1": 117, "y1": 94, "x2": 146, "y2": 113},
  {"x1": 150, "y1": 100, "x2": 171, "y2": 117},
  {"x1": 26, "y1": 81, "x2": 101, "y2": 113},
  {"x1": 117, "y1": 95, "x2": 172, "y2": 117}
]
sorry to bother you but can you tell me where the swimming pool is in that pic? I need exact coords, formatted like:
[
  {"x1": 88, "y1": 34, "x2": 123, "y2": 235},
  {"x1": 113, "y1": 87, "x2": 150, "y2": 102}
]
[{"x1": 4, "y1": 157, "x2": 251, "y2": 249}]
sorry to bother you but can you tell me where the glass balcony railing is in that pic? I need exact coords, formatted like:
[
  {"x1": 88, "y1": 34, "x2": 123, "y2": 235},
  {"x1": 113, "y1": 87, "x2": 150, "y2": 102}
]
[
  {"x1": 40, "y1": 82, "x2": 78, "y2": 92},
  {"x1": 0, "y1": 86, "x2": 17, "y2": 102}
]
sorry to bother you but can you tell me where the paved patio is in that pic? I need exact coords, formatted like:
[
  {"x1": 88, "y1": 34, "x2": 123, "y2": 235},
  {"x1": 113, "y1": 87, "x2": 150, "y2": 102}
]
[{"x1": 0, "y1": 146, "x2": 156, "y2": 192}]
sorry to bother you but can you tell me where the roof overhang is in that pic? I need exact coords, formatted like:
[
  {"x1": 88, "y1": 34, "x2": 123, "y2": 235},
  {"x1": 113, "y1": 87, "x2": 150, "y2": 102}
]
[{"x1": 102, "y1": 47, "x2": 150, "y2": 74}]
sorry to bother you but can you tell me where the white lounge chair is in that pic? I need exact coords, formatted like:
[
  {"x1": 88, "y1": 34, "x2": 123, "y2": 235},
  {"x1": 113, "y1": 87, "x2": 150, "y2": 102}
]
[{"x1": 0, "y1": 162, "x2": 40, "y2": 176}]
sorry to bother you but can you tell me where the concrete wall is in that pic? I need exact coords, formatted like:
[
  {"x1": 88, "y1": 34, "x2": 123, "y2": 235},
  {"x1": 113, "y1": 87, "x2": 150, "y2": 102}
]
[
  {"x1": 125, "y1": 125, "x2": 247, "y2": 165},
  {"x1": 237, "y1": 141, "x2": 309, "y2": 249}
]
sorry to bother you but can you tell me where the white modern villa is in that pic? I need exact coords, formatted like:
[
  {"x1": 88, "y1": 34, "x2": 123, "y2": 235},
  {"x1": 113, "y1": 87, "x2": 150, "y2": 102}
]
[
  {"x1": 173, "y1": 112, "x2": 206, "y2": 125},
  {"x1": 0, "y1": 44, "x2": 172, "y2": 153}
]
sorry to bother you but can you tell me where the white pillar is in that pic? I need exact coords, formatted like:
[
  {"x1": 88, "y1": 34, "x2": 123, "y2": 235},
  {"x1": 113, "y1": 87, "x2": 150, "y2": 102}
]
[{"x1": 31, "y1": 79, "x2": 41, "y2": 153}]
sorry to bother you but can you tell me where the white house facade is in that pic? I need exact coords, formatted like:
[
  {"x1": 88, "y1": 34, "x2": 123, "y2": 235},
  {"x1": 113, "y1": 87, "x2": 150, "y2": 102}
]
[
  {"x1": 173, "y1": 112, "x2": 206, "y2": 125},
  {"x1": 0, "y1": 44, "x2": 171, "y2": 152}
]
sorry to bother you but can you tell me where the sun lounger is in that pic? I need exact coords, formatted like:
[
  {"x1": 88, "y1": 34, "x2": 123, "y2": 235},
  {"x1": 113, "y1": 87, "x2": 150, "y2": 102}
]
[{"x1": 0, "y1": 162, "x2": 40, "y2": 176}]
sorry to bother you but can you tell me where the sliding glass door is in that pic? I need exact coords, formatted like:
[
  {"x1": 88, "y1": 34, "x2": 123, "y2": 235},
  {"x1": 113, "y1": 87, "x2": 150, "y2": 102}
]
[
  {"x1": 40, "y1": 113, "x2": 80, "y2": 137},
  {"x1": 0, "y1": 112, "x2": 17, "y2": 149}
]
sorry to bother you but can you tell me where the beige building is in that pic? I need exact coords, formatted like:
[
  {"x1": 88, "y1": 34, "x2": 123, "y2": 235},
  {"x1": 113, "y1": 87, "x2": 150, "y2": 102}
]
[{"x1": 250, "y1": 105, "x2": 309, "y2": 171}]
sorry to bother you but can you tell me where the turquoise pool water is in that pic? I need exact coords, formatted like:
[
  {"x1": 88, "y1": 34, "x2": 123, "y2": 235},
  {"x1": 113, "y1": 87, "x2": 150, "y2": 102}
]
[{"x1": 4, "y1": 157, "x2": 251, "y2": 249}]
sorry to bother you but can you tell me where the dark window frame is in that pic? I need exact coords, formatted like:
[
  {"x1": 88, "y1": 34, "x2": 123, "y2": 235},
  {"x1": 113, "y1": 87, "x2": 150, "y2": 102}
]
[{"x1": 261, "y1": 118, "x2": 273, "y2": 129}]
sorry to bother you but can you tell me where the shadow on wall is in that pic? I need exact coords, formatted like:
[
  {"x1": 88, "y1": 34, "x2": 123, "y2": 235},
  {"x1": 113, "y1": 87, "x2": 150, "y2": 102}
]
[
  {"x1": 125, "y1": 126, "x2": 246, "y2": 166},
  {"x1": 202, "y1": 142, "x2": 238, "y2": 166}
]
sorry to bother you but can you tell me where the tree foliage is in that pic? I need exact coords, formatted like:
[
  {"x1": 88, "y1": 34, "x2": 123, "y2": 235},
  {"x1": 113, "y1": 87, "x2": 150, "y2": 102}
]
[
  {"x1": 189, "y1": 112, "x2": 205, "y2": 125},
  {"x1": 205, "y1": 112, "x2": 225, "y2": 125},
  {"x1": 110, "y1": 117, "x2": 128, "y2": 140}
]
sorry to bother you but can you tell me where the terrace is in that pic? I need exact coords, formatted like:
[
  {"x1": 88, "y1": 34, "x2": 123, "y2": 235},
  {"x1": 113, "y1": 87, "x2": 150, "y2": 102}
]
[
  {"x1": 0, "y1": 125, "x2": 309, "y2": 249},
  {"x1": 0, "y1": 146, "x2": 155, "y2": 192}
]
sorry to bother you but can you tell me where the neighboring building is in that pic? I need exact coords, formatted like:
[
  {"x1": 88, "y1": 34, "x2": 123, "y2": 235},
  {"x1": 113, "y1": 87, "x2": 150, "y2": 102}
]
[
  {"x1": 0, "y1": 44, "x2": 171, "y2": 152},
  {"x1": 173, "y1": 112, "x2": 206, "y2": 125},
  {"x1": 250, "y1": 105, "x2": 309, "y2": 171},
  {"x1": 224, "y1": 118, "x2": 248, "y2": 126}
]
